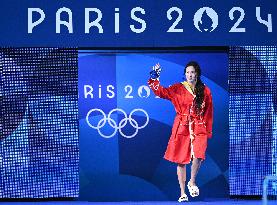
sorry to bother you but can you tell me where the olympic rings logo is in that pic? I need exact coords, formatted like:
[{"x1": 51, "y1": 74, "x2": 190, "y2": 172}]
[{"x1": 86, "y1": 108, "x2": 149, "y2": 138}]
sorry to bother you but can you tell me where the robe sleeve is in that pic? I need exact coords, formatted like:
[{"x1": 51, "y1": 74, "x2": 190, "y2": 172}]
[
  {"x1": 147, "y1": 78, "x2": 174, "y2": 101},
  {"x1": 204, "y1": 87, "x2": 213, "y2": 138}
]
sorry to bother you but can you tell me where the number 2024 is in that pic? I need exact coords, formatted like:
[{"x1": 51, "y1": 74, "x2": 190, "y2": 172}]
[{"x1": 167, "y1": 7, "x2": 272, "y2": 32}]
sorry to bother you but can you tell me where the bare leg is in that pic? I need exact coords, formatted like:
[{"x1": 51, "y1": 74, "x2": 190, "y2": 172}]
[
  {"x1": 189, "y1": 158, "x2": 202, "y2": 186},
  {"x1": 177, "y1": 164, "x2": 186, "y2": 196}
]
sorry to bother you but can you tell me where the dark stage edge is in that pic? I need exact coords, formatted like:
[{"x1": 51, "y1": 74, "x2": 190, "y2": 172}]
[{"x1": 0, "y1": 200, "x2": 274, "y2": 205}]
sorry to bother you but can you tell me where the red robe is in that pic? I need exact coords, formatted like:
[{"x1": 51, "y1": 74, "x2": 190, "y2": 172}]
[{"x1": 148, "y1": 79, "x2": 213, "y2": 165}]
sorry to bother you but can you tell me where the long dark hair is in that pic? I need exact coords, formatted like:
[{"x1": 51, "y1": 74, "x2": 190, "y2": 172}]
[{"x1": 184, "y1": 61, "x2": 205, "y2": 115}]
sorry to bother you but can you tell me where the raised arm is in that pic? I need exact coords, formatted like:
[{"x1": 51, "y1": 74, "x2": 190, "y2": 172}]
[
  {"x1": 147, "y1": 63, "x2": 174, "y2": 100},
  {"x1": 148, "y1": 79, "x2": 174, "y2": 100}
]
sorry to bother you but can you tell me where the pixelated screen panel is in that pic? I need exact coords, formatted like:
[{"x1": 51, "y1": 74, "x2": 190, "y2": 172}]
[
  {"x1": 0, "y1": 48, "x2": 79, "y2": 198},
  {"x1": 229, "y1": 46, "x2": 277, "y2": 196}
]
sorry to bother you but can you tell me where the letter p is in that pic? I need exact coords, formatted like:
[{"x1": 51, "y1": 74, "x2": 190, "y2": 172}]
[{"x1": 28, "y1": 8, "x2": 45, "y2": 33}]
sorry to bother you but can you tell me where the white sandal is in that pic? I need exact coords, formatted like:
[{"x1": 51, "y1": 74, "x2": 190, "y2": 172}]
[
  {"x1": 187, "y1": 182, "x2": 199, "y2": 197},
  {"x1": 178, "y1": 193, "x2": 188, "y2": 202}
]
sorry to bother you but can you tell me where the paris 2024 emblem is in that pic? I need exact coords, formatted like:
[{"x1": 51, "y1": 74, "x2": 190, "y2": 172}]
[{"x1": 194, "y1": 7, "x2": 218, "y2": 32}]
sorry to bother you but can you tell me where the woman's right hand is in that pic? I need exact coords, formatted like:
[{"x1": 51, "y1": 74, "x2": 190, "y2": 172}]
[{"x1": 150, "y1": 63, "x2": 162, "y2": 80}]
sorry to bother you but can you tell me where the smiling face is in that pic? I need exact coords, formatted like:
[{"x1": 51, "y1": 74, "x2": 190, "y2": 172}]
[{"x1": 185, "y1": 65, "x2": 198, "y2": 84}]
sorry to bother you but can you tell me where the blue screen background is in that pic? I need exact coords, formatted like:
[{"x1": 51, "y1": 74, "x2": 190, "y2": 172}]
[{"x1": 78, "y1": 50, "x2": 229, "y2": 201}]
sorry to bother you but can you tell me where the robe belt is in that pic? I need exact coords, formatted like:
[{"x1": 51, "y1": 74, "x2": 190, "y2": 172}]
[{"x1": 176, "y1": 112, "x2": 205, "y2": 126}]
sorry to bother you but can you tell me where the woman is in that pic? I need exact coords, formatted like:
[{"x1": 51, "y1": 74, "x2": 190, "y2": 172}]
[{"x1": 148, "y1": 61, "x2": 213, "y2": 202}]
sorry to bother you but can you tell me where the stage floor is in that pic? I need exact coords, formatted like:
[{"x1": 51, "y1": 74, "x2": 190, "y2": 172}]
[{"x1": 0, "y1": 200, "x2": 273, "y2": 205}]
